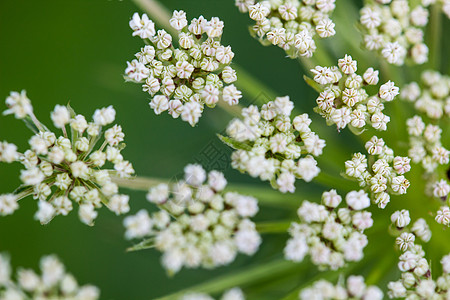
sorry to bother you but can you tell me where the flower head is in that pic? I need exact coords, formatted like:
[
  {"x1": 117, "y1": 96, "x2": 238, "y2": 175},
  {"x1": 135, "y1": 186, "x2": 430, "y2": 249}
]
[
  {"x1": 124, "y1": 164, "x2": 260, "y2": 274},
  {"x1": 0, "y1": 92, "x2": 134, "y2": 225},
  {"x1": 126, "y1": 11, "x2": 241, "y2": 126}
]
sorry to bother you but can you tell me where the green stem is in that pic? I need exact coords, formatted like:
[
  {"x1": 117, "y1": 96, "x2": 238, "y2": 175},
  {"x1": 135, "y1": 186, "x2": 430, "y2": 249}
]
[
  {"x1": 256, "y1": 221, "x2": 292, "y2": 233},
  {"x1": 428, "y1": 3, "x2": 442, "y2": 71},
  {"x1": 314, "y1": 171, "x2": 355, "y2": 193},
  {"x1": 155, "y1": 259, "x2": 297, "y2": 300},
  {"x1": 111, "y1": 175, "x2": 165, "y2": 191},
  {"x1": 112, "y1": 175, "x2": 302, "y2": 209}
]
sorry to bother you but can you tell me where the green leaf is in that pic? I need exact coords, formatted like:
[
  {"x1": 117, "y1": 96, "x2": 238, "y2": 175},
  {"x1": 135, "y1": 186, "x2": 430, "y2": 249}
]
[
  {"x1": 303, "y1": 75, "x2": 324, "y2": 93},
  {"x1": 217, "y1": 134, "x2": 252, "y2": 151}
]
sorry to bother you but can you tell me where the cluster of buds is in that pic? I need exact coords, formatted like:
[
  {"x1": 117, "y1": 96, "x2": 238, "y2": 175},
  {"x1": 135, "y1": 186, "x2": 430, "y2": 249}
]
[
  {"x1": 387, "y1": 214, "x2": 450, "y2": 299},
  {"x1": 224, "y1": 96, "x2": 324, "y2": 193},
  {"x1": 344, "y1": 136, "x2": 411, "y2": 208},
  {"x1": 299, "y1": 275, "x2": 383, "y2": 300},
  {"x1": 0, "y1": 91, "x2": 134, "y2": 225},
  {"x1": 235, "y1": 0, "x2": 336, "y2": 58},
  {"x1": 401, "y1": 70, "x2": 450, "y2": 120},
  {"x1": 284, "y1": 189, "x2": 373, "y2": 270},
  {"x1": 125, "y1": 11, "x2": 242, "y2": 126},
  {"x1": 406, "y1": 115, "x2": 448, "y2": 173},
  {"x1": 180, "y1": 288, "x2": 244, "y2": 300},
  {"x1": 0, "y1": 253, "x2": 99, "y2": 300},
  {"x1": 310, "y1": 55, "x2": 399, "y2": 131},
  {"x1": 123, "y1": 164, "x2": 261, "y2": 274},
  {"x1": 388, "y1": 251, "x2": 450, "y2": 299},
  {"x1": 359, "y1": 0, "x2": 430, "y2": 65},
  {"x1": 390, "y1": 210, "x2": 431, "y2": 251}
]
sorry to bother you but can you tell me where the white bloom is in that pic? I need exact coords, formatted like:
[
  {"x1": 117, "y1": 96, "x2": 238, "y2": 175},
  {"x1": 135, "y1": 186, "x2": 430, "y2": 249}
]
[
  {"x1": 129, "y1": 13, "x2": 156, "y2": 39},
  {"x1": 346, "y1": 190, "x2": 370, "y2": 210},
  {"x1": 108, "y1": 194, "x2": 130, "y2": 215},
  {"x1": 51, "y1": 105, "x2": 70, "y2": 128},
  {"x1": 0, "y1": 194, "x2": 18, "y2": 216},
  {"x1": 93, "y1": 105, "x2": 116, "y2": 126}
]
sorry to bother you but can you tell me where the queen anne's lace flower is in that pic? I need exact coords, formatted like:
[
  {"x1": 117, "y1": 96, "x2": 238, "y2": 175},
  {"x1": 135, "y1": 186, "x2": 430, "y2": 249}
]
[
  {"x1": 284, "y1": 190, "x2": 373, "y2": 270},
  {"x1": 401, "y1": 70, "x2": 450, "y2": 120},
  {"x1": 236, "y1": 0, "x2": 336, "y2": 58},
  {"x1": 123, "y1": 164, "x2": 261, "y2": 274},
  {"x1": 0, "y1": 253, "x2": 99, "y2": 300},
  {"x1": 359, "y1": 1, "x2": 430, "y2": 65},
  {"x1": 125, "y1": 11, "x2": 241, "y2": 126},
  {"x1": 310, "y1": 55, "x2": 399, "y2": 131},
  {"x1": 386, "y1": 214, "x2": 450, "y2": 299},
  {"x1": 0, "y1": 91, "x2": 134, "y2": 225},
  {"x1": 405, "y1": 116, "x2": 449, "y2": 204},
  {"x1": 344, "y1": 136, "x2": 411, "y2": 208},
  {"x1": 223, "y1": 96, "x2": 324, "y2": 193},
  {"x1": 299, "y1": 275, "x2": 383, "y2": 300}
]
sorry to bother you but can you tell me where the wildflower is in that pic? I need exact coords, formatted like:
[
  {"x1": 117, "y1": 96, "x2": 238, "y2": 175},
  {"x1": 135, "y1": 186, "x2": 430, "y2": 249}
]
[
  {"x1": 123, "y1": 165, "x2": 261, "y2": 274},
  {"x1": 0, "y1": 92, "x2": 134, "y2": 225},
  {"x1": 285, "y1": 190, "x2": 373, "y2": 269},
  {"x1": 401, "y1": 70, "x2": 450, "y2": 120},
  {"x1": 0, "y1": 253, "x2": 100, "y2": 299},
  {"x1": 359, "y1": 2, "x2": 430, "y2": 65},
  {"x1": 237, "y1": 0, "x2": 335, "y2": 58},
  {"x1": 344, "y1": 136, "x2": 411, "y2": 208},
  {"x1": 310, "y1": 56, "x2": 399, "y2": 131},
  {"x1": 223, "y1": 97, "x2": 324, "y2": 193},
  {"x1": 126, "y1": 11, "x2": 241, "y2": 126}
]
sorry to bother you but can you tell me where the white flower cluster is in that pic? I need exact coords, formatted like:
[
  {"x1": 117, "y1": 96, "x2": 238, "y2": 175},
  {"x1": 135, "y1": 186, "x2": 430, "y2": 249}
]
[
  {"x1": 406, "y1": 115, "x2": 448, "y2": 173},
  {"x1": 235, "y1": 0, "x2": 336, "y2": 58},
  {"x1": 0, "y1": 91, "x2": 134, "y2": 225},
  {"x1": 299, "y1": 275, "x2": 383, "y2": 300},
  {"x1": 0, "y1": 253, "x2": 99, "y2": 300},
  {"x1": 401, "y1": 70, "x2": 450, "y2": 120},
  {"x1": 225, "y1": 96, "x2": 324, "y2": 193},
  {"x1": 180, "y1": 287, "x2": 245, "y2": 300},
  {"x1": 387, "y1": 217, "x2": 450, "y2": 299},
  {"x1": 284, "y1": 189, "x2": 373, "y2": 270},
  {"x1": 311, "y1": 55, "x2": 399, "y2": 131},
  {"x1": 390, "y1": 211, "x2": 431, "y2": 252},
  {"x1": 123, "y1": 164, "x2": 261, "y2": 274},
  {"x1": 125, "y1": 11, "x2": 241, "y2": 126},
  {"x1": 344, "y1": 136, "x2": 411, "y2": 209},
  {"x1": 359, "y1": 0, "x2": 430, "y2": 65},
  {"x1": 388, "y1": 250, "x2": 450, "y2": 299}
]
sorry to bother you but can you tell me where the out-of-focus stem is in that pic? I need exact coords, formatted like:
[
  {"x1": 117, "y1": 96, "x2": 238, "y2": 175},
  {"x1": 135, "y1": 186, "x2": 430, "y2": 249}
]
[
  {"x1": 112, "y1": 175, "x2": 301, "y2": 208},
  {"x1": 111, "y1": 175, "x2": 164, "y2": 191},
  {"x1": 256, "y1": 221, "x2": 292, "y2": 233},
  {"x1": 155, "y1": 259, "x2": 298, "y2": 300},
  {"x1": 429, "y1": 3, "x2": 442, "y2": 70}
]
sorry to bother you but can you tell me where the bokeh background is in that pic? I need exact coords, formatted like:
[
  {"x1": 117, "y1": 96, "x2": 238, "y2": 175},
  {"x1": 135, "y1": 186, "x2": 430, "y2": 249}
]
[{"x1": 0, "y1": 0, "x2": 449, "y2": 299}]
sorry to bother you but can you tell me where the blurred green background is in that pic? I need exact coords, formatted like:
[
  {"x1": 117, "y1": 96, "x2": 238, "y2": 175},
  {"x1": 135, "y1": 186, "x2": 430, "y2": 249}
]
[{"x1": 0, "y1": 0, "x2": 449, "y2": 299}]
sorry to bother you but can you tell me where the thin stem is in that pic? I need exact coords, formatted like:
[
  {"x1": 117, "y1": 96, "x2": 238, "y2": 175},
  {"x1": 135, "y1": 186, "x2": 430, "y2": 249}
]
[
  {"x1": 428, "y1": 3, "x2": 442, "y2": 71},
  {"x1": 155, "y1": 259, "x2": 297, "y2": 300},
  {"x1": 216, "y1": 101, "x2": 242, "y2": 118},
  {"x1": 111, "y1": 175, "x2": 165, "y2": 191},
  {"x1": 256, "y1": 221, "x2": 292, "y2": 233}
]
